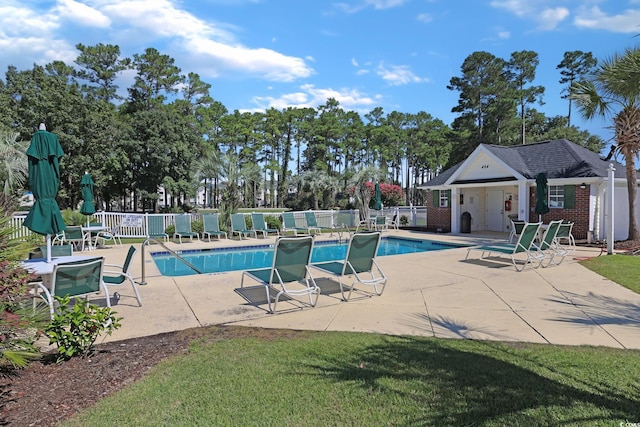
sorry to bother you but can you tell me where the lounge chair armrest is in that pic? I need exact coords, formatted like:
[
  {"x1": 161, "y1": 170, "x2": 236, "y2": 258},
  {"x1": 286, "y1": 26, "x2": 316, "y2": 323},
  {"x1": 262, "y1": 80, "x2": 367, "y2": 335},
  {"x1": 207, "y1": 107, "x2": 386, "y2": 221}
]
[
  {"x1": 103, "y1": 264, "x2": 124, "y2": 273},
  {"x1": 103, "y1": 269, "x2": 125, "y2": 276}
]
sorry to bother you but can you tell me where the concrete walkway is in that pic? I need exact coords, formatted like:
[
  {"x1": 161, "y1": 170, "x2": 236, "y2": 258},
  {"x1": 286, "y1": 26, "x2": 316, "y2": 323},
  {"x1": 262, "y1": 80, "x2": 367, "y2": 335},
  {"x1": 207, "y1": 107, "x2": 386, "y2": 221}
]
[{"x1": 87, "y1": 230, "x2": 640, "y2": 349}]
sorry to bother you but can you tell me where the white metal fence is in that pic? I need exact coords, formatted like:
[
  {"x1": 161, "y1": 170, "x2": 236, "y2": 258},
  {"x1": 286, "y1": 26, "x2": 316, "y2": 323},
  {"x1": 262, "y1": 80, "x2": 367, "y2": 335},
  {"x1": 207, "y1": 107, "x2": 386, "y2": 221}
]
[{"x1": 11, "y1": 207, "x2": 428, "y2": 240}]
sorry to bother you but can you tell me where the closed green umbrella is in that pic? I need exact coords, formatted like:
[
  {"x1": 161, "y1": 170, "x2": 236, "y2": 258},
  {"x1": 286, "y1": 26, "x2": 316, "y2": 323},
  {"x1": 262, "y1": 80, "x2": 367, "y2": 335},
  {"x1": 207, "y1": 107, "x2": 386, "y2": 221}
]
[
  {"x1": 80, "y1": 172, "x2": 96, "y2": 226},
  {"x1": 373, "y1": 182, "x2": 383, "y2": 211},
  {"x1": 535, "y1": 172, "x2": 549, "y2": 221},
  {"x1": 23, "y1": 128, "x2": 66, "y2": 262}
]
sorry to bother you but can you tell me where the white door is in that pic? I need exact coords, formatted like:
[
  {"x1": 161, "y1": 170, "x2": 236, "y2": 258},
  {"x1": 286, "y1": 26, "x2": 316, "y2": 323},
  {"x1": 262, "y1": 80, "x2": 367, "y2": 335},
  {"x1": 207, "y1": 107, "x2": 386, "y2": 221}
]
[{"x1": 487, "y1": 190, "x2": 504, "y2": 231}]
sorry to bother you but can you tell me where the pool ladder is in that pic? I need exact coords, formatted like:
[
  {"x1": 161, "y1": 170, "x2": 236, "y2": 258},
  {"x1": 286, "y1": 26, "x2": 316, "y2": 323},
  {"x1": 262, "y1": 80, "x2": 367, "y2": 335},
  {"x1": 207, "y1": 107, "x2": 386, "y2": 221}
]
[
  {"x1": 332, "y1": 223, "x2": 351, "y2": 243},
  {"x1": 139, "y1": 237, "x2": 202, "y2": 285}
]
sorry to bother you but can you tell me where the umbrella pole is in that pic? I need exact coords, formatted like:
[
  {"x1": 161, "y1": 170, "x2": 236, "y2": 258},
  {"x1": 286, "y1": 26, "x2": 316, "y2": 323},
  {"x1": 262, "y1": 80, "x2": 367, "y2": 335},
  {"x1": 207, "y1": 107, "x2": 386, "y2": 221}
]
[{"x1": 46, "y1": 234, "x2": 52, "y2": 263}]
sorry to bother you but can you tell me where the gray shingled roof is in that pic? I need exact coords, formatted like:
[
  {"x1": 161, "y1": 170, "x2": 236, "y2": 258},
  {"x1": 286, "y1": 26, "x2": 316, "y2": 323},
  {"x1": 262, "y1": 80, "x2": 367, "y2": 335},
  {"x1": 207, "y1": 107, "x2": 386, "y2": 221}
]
[{"x1": 423, "y1": 139, "x2": 625, "y2": 187}]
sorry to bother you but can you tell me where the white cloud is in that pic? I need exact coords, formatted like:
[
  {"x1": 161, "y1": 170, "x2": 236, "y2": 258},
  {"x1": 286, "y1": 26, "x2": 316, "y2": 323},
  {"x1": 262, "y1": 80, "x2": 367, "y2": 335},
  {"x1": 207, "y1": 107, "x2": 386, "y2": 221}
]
[
  {"x1": 490, "y1": 0, "x2": 529, "y2": 17},
  {"x1": 0, "y1": 37, "x2": 76, "y2": 68},
  {"x1": 376, "y1": 63, "x2": 429, "y2": 86},
  {"x1": 351, "y1": 58, "x2": 359, "y2": 66},
  {"x1": 0, "y1": 4, "x2": 76, "y2": 68},
  {"x1": 490, "y1": 1, "x2": 569, "y2": 30},
  {"x1": 416, "y1": 13, "x2": 433, "y2": 23},
  {"x1": 250, "y1": 83, "x2": 378, "y2": 110},
  {"x1": 498, "y1": 30, "x2": 511, "y2": 39},
  {"x1": 0, "y1": 5, "x2": 60, "y2": 36},
  {"x1": 537, "y1": 7, "x2": 570, "y2": 30},
  {"x1": 101, "y1": 0, "x2": 313, "y2": 81},
  {"x1": 102, "y1": 0, "x2": 233, "y2": 40},
  {"x1": 0, "y1": 0, "x2": 314, "y2": 83},
  {"x1": 333, "y1": 0, "x2": 407, "y2": 14},
  {"x1": 574, "y1": 6, "x2": 640, "y2": 33},
  {"x1": 186, "y1": 38, "x2": 313, "y2": 82},
  {"x1": 55, "y1": 0, "x2": 111, "y2": 28},
  {"x1": 365, "y1": 0, "x2": 408, "y2": 10}
]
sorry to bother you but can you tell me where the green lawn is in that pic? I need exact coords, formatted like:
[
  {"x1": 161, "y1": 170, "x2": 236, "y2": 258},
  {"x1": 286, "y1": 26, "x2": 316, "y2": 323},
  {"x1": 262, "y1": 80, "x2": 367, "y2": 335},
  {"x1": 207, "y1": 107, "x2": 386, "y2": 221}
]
[
  {"x1": 580, "y1": 254, "x2": 640, "y2": 294},
  {"x1": 62, "y1": 253, "x2": 640, "y2": 426},
  {"x1": 64, "y1": 328, "x2": 640, "y2": 426}
]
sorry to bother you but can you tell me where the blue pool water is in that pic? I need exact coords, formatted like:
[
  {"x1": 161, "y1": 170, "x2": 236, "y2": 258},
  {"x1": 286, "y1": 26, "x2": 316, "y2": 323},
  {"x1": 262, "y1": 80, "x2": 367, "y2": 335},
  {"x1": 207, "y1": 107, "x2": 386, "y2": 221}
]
[{"x1": 152, "y1": 237, "x2": 467, "y2": 277}]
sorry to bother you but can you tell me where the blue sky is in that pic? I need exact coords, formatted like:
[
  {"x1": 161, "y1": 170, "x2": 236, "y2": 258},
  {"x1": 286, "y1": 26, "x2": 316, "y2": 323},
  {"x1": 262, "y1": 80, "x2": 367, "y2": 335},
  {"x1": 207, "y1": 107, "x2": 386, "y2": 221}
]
[{"x1": 2, "y1": 0, "x2": 639, "y2": 146}]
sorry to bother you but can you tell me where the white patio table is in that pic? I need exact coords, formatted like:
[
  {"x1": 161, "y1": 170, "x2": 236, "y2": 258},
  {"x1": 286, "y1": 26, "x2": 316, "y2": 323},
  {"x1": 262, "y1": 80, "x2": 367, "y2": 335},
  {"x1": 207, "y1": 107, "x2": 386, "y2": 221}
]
[
  {"x1": 22, "y1": 255, "x2": 96, "y2": 287},
  {"x1": 81, "y1": 225, "x2": 109, "y2": 250}
]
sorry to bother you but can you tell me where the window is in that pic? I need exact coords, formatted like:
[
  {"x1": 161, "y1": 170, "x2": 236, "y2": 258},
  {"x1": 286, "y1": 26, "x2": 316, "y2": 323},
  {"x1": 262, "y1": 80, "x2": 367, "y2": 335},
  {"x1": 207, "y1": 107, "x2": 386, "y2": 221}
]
[
  {"x1": 439, "y1": 191, "x2": 449, "y2": 208},
  {"x1": 432, "y1": 190, "x2": 451, "y2": 208},
  {"x1": 549, "y1": 185, "x2": 564, "y2": 208}
]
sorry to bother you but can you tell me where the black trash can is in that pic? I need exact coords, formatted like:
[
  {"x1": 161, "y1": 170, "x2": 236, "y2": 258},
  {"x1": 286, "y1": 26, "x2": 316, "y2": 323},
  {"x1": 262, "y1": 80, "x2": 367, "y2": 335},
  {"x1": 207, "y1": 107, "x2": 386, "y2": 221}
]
[{"x1": 461, "y1": 211, "x2": 471, "y2": 233}]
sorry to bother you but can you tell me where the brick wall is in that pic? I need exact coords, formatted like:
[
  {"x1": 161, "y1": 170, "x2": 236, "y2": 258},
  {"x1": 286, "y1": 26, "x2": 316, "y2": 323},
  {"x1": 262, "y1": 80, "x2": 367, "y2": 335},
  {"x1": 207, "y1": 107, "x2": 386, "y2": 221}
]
[
  {"x1": 428, "y1": 205, "x2": 452, "y2": 232},
  {"x1": 528, "y1": 185, "x2": 589, "y2": 240},
  {"x1": 426, "y1": 185, "x2": 591, "y2": 239}
]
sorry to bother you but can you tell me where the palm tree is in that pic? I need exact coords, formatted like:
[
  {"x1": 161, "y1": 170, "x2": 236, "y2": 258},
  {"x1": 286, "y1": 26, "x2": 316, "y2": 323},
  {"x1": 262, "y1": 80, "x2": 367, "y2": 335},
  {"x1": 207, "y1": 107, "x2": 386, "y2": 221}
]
[
  {"x1": 241, "y1": 162, "x2": 262, "y2": 208},
  {"x1": 349, "y1": 166, "x2": 386, "y2": 221},
  {"x1": 218, "y1": 152, "x2": 242, "y2": 227},
  {"x1": 0, "y1": 131, "x2": 28, "y2": 196},
  {"x1": 194, "y1": 150, "x2": 222, "y2": 208},
  {"x1": 571, "y1": 47, "x2": 640, "y2": 241},
  {"x1": 299, "y1": 170, "x2": 339, "y2": 210}
]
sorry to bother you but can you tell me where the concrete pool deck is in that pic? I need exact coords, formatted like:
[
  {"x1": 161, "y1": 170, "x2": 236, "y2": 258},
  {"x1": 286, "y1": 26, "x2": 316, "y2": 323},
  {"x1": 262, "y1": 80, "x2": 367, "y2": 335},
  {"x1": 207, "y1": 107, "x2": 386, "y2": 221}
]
[{"x1": 85, "y1": 230, "x2": 640, "y2": 349}]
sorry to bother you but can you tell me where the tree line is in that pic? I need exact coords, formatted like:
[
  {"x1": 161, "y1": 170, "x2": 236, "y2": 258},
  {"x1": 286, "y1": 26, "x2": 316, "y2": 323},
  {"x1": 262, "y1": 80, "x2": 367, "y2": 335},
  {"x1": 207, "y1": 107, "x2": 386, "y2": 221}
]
[{"x1": 0, "y1": 44, "x2": 604, "y2": 213}]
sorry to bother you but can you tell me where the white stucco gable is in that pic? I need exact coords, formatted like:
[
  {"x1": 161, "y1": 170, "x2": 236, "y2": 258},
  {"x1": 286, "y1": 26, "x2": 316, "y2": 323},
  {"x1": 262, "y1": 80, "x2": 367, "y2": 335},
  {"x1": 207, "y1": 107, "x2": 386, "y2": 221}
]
[{"x1": 447, "y1": 145, "x2": 525, "y2": 185}]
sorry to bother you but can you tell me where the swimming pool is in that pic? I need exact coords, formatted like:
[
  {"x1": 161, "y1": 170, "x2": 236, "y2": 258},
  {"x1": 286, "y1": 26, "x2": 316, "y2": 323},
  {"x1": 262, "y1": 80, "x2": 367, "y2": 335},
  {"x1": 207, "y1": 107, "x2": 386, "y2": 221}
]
[{"x1": 152, "y1": 237, "x2": 468, "y2": 276}]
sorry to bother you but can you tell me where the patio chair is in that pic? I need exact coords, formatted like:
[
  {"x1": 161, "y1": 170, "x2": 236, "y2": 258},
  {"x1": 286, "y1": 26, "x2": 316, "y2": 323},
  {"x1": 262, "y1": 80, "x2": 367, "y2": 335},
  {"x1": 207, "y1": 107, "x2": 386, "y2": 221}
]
[
  {"x1": 147, "y1": 216, "x2": 169, "y2": 242},
  {"x1": 86, "y1": 222, "x2": 103, "y2": 245},
  {"x1": 281, "y1": 212, "x2": 316, "y2": 236},
  {"x1": 102, "y1": 245, "x2": 142, "y2": 307},
  {"x1": 202, "y1": 213, "x2": 227, "y2": 241},
  {"x1": 63, "y1": 226, "x2": 90, "y2": 252},
  {"x1": 38, "y1": 244, "x2": 73, "y2": 258},
  {"x1": 535, "y1": 220, "x2": 566, "y2": 267},
  {"x1": 251, "y1": 213, "x2": 279, "y2": 238},
  {"x1": 465, "y1": 222, "x2": 542, "y2": 271},
  {"x1": 373, "y1": 216, "x2": 388, "y2": 232},
  {"x1": 387, "y1": 213, "x2": 400, "y2": 231},
  {"x1": 509, "y1": 220, "x2": 526, "y2": 244},
  {"x1": 555, "y1": 221, "x2": 576, "y2": 251},
  {"x1": 231, "y1": 213, "x2": 257, "y2": 240},
  {"x1": 51, "y1": 232, "x2": 65, "y2": 245},
  {"x1": 36, "y1": 257, "x2": 109, "y2": 319},
  {"x1": 304, "y1": 211, "x2": 331, "y2": 234},
  {"x1": 174, "y1": 215, "x2": 199, "y2": 243},
  {"x1": 241, "y1": 235, "x2": 320, "y2": 313},
  {"x1": 95, "y1": 224, "x2": 123, "y2": 248},
  {"x1": 312, "y1": 231, "x2": 387, "y2": 301}
]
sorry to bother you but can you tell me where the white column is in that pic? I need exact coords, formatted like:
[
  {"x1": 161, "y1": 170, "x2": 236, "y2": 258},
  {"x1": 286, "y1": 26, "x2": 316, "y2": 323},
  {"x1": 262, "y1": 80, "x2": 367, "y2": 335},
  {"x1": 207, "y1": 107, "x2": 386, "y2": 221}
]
[
  {"x1": 518, "y1": 182, "x2": 528, "y2": 220},
  {"x1": 451, "y1": 187, "x2": 459, "y2": 233}
]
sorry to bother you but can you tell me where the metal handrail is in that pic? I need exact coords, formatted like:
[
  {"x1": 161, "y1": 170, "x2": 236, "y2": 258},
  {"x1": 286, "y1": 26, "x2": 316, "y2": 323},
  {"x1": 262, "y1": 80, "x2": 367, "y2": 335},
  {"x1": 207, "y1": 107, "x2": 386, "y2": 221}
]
[{"x1": 139, "y1": 237, "x2": 202, "y2": 284}]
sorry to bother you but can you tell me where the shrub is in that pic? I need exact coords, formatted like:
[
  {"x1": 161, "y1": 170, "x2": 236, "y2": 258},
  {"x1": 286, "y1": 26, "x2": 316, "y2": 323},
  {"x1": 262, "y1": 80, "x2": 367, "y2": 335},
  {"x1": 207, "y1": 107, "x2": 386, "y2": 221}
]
[
  {"x1": 191, "y1": 220, "x2": 203, "y2": 235},
  {"x1": 0, "y1": 261, "x2": 48, "y2": 369},
  {"x1": 265, "y1": 215, "x2": 281, "y2": 230},
  {"x1": 45, "y1": 296, "x2": 121, "y2": 362},
  {"x1": 0, "y1": 207, "x2": 48, "y2": 370},
  {"x1": 61, "y1": 209, "x2": 88, "y2": 226}
]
